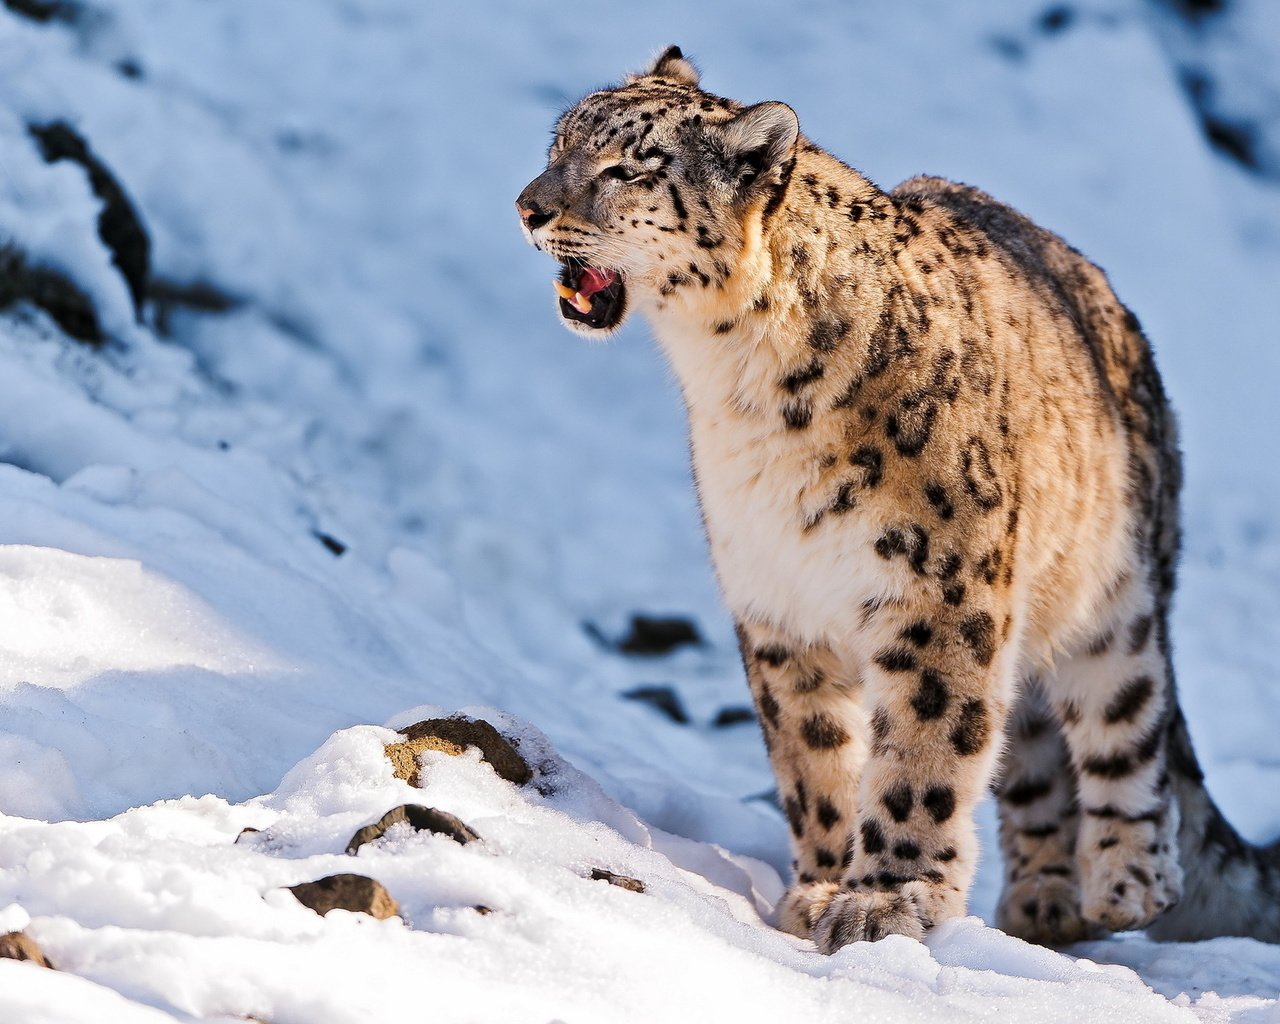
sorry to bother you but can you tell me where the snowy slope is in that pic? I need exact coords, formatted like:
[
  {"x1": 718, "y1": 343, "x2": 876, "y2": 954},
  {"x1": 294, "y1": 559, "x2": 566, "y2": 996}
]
[{"x1": 2, "y1": 0, "x2": 1280, "y2": 1020}]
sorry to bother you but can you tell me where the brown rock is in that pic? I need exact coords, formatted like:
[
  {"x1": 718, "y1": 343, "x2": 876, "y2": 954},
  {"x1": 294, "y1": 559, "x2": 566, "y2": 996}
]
[
  {"x1": 287, "y1": 874, "x2": 399, "y2": 920},
  {"x1": 616, "y1": 614, "x2": 702, "y2": 655},
  {"x1": 590, "y1": 868, "x2": 646, "y2": 893},
  {"x1": 346, "y1": 804, "x2": 481, "y2": 854},
  {"x1": 0, "y1": 931, "x2": 54, "y2": 969},
  {"x1": 385, "y1": 717, "x2": 531, "y2": 788}
]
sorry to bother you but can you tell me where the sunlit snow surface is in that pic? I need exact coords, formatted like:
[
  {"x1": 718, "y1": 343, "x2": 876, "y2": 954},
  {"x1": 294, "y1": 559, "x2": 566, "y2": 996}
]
[{"x1": 2, "y1": 0, "x2": 1280, "y2": 1020}]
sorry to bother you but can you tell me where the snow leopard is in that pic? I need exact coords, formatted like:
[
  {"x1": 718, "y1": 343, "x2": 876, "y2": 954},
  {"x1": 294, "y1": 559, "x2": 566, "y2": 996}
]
[{"x1": 516, "y1": 46, "x2": 1280, "y2": 950}]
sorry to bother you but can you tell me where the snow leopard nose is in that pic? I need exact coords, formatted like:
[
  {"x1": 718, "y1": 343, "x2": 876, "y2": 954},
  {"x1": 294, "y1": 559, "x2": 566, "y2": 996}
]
[
  {"x1": 517, "y1": 169, "x2": 565, "y2": 232},
  {"x1": 516, "y1": 199, "x2": 555, "y2": 231}
]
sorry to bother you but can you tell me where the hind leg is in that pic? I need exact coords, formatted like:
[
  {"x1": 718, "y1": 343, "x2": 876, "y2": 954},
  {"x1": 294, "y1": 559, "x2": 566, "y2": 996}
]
[
  {"x1": 1053, "y1": 577, "x2": 1183, "y2": 932},
  {"x1": 995, "y1": 679, "x2": 1103, "y2": 943}
]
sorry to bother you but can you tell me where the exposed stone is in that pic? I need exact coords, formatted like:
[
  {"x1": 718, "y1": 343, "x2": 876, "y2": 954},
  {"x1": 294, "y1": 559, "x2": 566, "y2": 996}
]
[
  {"x1": 287, "y1": 874, "x2": 399, "y2": 920},
  {"x1": 385, "y1": 717, "x2": 531, "y2": 788},
  {"x1": 0, "y1": 244, "x2": 102, "y2": 343},
  {"x1": 234, "y1": 827, "x2": 261, "y2": 844},
  {"x1": 346, "y1": 804, "x2": 480, "y2": 854},
  {"x1": 2, "y1": 0, "x2": 79, "y2": 24},
  {"x1": 28, "y1": 120, "x2": 151, "y2": 318},
  {"x1": 149, "y1": 277, "x2": 240, "y2": 337},
  {"x1": 713, "y1": 705, "x2": 756, "y2": 727},
  {"x1": 0, "y1": 931, "x2": 54, "y2": 968},
  {"x1": 622, "y1": 684, "x2": 689, "y2": 724},
  {"x1": 313, "y1": 531, "x2": 346, "y2": 556},
  {"x1": 606, "y1": 614, "x2": 704, "y2": 655},
  {"x1": 590, "y1": 868, "x2": 646, "y2": 893}
]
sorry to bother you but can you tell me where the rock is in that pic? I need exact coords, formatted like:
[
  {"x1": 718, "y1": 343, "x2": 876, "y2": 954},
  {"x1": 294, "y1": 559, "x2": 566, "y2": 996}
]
[
  {"x1": 587, "y1": 614, "x2": 703, "y2": 656},
  {"x1": 0, "y1": 244, "x2": 102, "y2": 343},
  {"x1": 0, "y1": 931, "x2": 54, "y2": 968},
  {"x1": 313, "y1": 531, "x2": 346, "y2": 556},
  {"x1": 712, "y1": 705, "x2": 755, "y2": 727},
  {"x1": 1037, "y1": 4, "x2": 1073, "y2": 34},
  {"x1": 28, "y1": 120, "x2": 151, "y2": 319},
  {"x1": 619, "y1": 614, "x2": 702, "y2": 654},
  {"x1": 590, "y1": 868, "x2": 645, "y2": 893},
  {"x1": 621, "y1": 685, "x2": 689, "y2": 724},
  {"x1": 286, "y1": 874, "x2": 399, "y2": 920},
  {"x1": 148, "y1": 277, "x2": 240, "y2": 337},
  {"x1": 234, "y1": 827, "x2": 261, "y2": 843},
  {"x1": 385, "y1": 717, "x2": 531, "y2": 788},
  {"x1": 2, "y1": 0, "x2": 80, "y2": 24},
  {"x1": 346, "y1": 804, "x2": 480, "y2": 854},
  {"x1": 747, "y1": 787, "x2": 782, "y2": 813}
]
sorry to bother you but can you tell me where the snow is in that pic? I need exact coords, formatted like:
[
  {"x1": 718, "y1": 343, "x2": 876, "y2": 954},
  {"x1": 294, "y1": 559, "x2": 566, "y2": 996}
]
[{"x1": 1, "y1": 0, "x2": 1279, "y2": 1021}]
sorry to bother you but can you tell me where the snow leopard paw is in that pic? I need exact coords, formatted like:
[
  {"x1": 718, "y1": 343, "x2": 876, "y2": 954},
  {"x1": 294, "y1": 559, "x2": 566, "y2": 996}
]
[
  {"x1": 776, "y1": 879, "x2": 841, "y2": 939},
  {"x1": 809, "y1": 881, "x2": 932, "y2": 951}
]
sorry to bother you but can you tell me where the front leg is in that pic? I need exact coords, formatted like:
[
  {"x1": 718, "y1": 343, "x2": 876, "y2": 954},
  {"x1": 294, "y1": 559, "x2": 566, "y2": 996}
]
[
  {"x1": 735, "y1": 621, "x2": 869, "y2": 937},
  {"x1": 807, "y1": 595, "x2": 1013, "y2": 951}
]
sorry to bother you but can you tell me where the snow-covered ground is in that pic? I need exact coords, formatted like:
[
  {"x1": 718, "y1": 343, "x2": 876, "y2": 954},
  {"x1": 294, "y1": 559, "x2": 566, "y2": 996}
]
[{"x1": 2, "y1": 0, "x2": 1280, "y2": 1020}]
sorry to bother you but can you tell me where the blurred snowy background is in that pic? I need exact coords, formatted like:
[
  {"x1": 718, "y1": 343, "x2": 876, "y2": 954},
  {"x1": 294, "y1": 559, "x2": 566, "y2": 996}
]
[{"x1": 2, "y1": 0, "x2": 1280, "y2": 1020}]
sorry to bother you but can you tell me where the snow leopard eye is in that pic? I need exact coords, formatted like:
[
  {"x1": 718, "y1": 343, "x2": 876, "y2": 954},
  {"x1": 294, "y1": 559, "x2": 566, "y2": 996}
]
[{"x1": 601, "y1": 164, "x2": 646, "y2": 182}]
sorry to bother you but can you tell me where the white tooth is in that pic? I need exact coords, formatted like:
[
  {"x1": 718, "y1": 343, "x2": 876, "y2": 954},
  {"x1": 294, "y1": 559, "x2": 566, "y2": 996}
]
[{"x1": 571, "y1": 292, "x2": 593, "y2": 314}]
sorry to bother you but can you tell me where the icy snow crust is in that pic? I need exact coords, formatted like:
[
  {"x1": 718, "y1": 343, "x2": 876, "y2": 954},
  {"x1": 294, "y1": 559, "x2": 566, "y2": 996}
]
[{"x1": 1, "y1": 0, "x2": 1280, "y2": 1020}]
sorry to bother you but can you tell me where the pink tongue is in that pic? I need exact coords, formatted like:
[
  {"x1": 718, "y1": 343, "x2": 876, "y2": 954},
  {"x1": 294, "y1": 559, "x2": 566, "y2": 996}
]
[{"x1": 577, "y1": 266, "x2": 617, "y2": 300}]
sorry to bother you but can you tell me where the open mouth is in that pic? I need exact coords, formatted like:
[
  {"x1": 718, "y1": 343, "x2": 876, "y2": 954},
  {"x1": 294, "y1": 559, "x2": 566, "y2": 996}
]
[{"x1": 554, "y1": 261, "x2": 627, "y2": 332}]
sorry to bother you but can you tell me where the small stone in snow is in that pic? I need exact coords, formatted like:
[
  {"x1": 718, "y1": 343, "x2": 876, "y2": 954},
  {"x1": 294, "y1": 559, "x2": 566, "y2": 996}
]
[
  {"x1": 616, "y1": 614, "x2": 703, "y2": 655},
  {"x1": 590, "y1": 868, "x2": 646, "y2": 893},
  {"x1": 713, "y1": 706, "x2": 756, "y2": 727},
  {"x1": 346, "y1": 804, "x2": 480, "y2": 854},
  {"x1": 386, "y1": 717, "x2": 531, "y2": 787},
  {"x1": 287, "y1": 874, "x2": 399, "y2": 920},
  {"x1": 0, "y1": 931, "x2": 54, "y2": 969},
  {"x1": 0, "y1": 245, "x2": 102, "y2": 343},
  {"x1": 313, "y1": 531, "x2": 346, "y2": 556},
  {"x1": 28, "y1": 120, "x2": 151, "y2": 319},
  {"x1": 622, "y1": 685, "x2": 689, "y2": 724}
]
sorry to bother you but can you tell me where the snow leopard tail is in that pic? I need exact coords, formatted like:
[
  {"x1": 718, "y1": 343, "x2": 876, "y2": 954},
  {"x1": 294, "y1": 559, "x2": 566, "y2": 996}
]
[{"x1": 1145, "y1": 708, "x2": 1280, "y2": 942}]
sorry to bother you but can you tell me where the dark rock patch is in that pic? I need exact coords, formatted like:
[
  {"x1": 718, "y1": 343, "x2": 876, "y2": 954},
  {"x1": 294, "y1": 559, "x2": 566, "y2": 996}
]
[
  {"x1": 712, "y1": 705, "x2": 755, "y2": 727},
  {"x1": 0, "y1": 244, "x2": 102, "y2": 343},
  {"x1": 313, "y1": 531, "x2": 346, "y2": 556},
  {"x1": 287, "y1": 873, "x2": 399, "y2": 920},
  {"x1": 386, "y1": 717, "x2": 532, "y2": 787},
  {"x1": 587, "y1": 614, "x2": 704, "y2": 656},
  {"x1": 149, "y1": 277, "x2": 240, "y2": 337},
  {"x1": 1199, "y1": 108, "x2": 1259, "y2": 170},
  {"x1": 29, "y1": 121, "x2": 150, "y2": 319},
  {"x1": 622, "y1": 684, "x2": 689, "y2": 724},
  {"x1": 1160, "y1": 0, "x2": 1227, "y2": 19},
  {"x1": 746, "y1": 787, "x2": 782, "y2": 812},
  {"x1": 346, "y1": 804, "x2": 480, "y2": 854},
  {"x1": 2, "y1": 0, "x2": 80, "y2": 24},
  {"x1": 1038, "y1": 5, "x2": 1074, "y2": 33},
  {"x1": 0, "y1": 930, "x2": 54, "y2": 968},
  {"x1": 590, "y1": 868, "x2": 646, "y2": 893}
]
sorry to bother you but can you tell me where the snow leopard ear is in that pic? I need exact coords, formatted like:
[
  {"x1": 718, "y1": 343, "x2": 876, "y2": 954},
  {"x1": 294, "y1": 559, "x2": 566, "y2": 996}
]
[
  {"x1": 637, "y1": 45, "x2": 700, "y2": 87},
  {"x1": 714, "y1": 101, "x2": 800, "y2": 190}
]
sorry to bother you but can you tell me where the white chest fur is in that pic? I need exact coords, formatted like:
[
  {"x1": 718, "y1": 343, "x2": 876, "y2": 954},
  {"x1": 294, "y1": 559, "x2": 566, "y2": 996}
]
[{"x1": 653, "y1": 317, "x2": 891, "y2": 647}]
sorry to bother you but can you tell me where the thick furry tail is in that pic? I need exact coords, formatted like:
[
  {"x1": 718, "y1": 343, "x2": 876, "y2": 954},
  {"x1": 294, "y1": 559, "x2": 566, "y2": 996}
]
[{"x1": 1146, "y1": 709, "x2": 1280, "y2": 942}]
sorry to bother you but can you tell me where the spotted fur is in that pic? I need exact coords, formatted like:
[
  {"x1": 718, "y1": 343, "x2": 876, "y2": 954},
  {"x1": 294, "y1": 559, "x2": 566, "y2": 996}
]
[{"x1": 518, "y1": 46, "x2": 1280, "y2": 950}]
